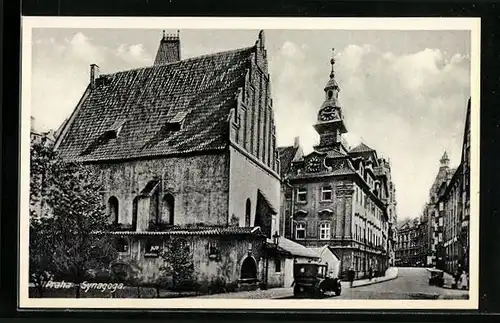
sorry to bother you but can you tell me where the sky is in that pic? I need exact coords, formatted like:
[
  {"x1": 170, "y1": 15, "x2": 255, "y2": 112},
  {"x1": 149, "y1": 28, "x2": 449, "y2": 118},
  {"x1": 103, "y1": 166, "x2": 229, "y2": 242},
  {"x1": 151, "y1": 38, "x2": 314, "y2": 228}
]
[{"x1": 30, "y1": 28, "x2": 471, "y2": 222}]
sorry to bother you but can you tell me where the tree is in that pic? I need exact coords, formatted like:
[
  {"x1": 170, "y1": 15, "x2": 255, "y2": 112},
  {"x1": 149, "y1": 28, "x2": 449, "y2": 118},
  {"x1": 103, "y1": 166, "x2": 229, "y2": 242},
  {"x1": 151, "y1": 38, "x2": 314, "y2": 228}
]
[
  {"x1": 29, "y1": 139, "x2": 117, "y2": 298},
  {"x1": 160, "y1": 238, "x2": 195, "y2": 293},
  {"x1": 29, "y1": 216, "x2": 55, "y2": 297}
]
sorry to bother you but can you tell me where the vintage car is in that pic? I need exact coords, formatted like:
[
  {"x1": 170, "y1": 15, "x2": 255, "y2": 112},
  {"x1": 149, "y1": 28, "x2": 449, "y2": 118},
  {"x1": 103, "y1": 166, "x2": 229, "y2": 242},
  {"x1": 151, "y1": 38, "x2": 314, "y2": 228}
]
[
  {"x1": 292, "y1": 261, "x2": 341, "y2": 298},
  {"x1": 428, "y1": 268, "x2": 444, "y2": 287}
]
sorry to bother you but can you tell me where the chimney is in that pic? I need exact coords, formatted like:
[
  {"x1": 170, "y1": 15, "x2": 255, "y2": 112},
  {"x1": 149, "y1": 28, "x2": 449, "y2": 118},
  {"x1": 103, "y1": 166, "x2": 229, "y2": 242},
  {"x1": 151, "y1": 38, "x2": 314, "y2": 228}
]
[
  {"x1": 154, "y1": 30, "x2": 181, "y2": 65},
  {"x1": 293, "y1": 136, "x2": 300, "y2": 148},
  {"x1": 90, "y1": 64, "x2": 100, "y2": 89}
]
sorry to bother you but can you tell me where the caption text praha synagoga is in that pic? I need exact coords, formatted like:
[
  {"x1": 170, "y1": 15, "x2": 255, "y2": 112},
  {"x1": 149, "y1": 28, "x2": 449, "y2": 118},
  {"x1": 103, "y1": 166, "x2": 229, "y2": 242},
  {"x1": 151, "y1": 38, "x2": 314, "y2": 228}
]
[{"x1": 34, "y1": 30, "x2": 404, "y2": 292}]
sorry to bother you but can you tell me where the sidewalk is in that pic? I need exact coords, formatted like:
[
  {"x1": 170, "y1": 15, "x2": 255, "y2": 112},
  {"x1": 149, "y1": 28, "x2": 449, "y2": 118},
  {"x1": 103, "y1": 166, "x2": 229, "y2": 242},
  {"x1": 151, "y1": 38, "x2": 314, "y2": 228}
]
[
  {"x1": 192, "y1": 287, "x2": 293, "y2": 299},
  {"x1": 348, "y1": 267, "x2": 399, "y2": 288}
]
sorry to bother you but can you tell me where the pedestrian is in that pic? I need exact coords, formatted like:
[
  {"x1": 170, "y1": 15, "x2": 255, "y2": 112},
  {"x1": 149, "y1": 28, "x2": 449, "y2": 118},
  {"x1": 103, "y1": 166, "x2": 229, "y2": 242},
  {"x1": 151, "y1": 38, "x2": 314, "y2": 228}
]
[
  {"x1": 453, "y1": 268, "x2": 461, "y2": 289},
  {"x1": 348, "y1": 266, "x2": 355, "y2": 288},
  {"x1": 459, "y1": 271, "x2": 468, "y2": 290},
  {"x1": 368, "y1": 267, "x2": 373, "y2": 281}
]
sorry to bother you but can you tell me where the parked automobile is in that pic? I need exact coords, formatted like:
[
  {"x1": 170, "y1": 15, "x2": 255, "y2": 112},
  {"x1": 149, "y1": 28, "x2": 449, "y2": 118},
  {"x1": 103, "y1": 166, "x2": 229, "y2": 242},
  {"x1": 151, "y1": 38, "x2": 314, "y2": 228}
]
[
  {"x1": 292, "y1": 261, "x2": 341, "y2": 298},
  {"x1": 428, "y1": 268, "x2": 444, "y2": 287}
]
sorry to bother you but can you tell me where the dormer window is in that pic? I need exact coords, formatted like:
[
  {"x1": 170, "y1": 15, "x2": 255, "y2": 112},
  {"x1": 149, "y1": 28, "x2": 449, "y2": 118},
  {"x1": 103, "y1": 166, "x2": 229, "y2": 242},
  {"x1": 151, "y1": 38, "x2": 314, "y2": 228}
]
[
  {"x1": 166, "y1": 111, "x2": 189, "y2": 131},
  {"x1": 106, "y1": 119, "x2": 127, "y2": 139}
]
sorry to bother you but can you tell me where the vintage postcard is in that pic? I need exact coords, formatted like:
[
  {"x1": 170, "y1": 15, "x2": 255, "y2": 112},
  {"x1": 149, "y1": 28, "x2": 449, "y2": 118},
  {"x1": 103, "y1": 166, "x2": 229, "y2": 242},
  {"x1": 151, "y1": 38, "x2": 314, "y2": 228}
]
[{"x1": 20, "y1": 17, "x2": 480, "y2": 310}]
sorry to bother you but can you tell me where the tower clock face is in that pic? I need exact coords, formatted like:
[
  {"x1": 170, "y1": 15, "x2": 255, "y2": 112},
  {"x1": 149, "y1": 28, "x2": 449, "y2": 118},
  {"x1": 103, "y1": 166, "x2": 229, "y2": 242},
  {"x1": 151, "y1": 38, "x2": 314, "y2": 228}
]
[
  {"x1": 306, "y1": 155, "x2": 323, "y2": 172},
  {"x1": 319, "y1": 106, "x2": 339, "y2": 122}
]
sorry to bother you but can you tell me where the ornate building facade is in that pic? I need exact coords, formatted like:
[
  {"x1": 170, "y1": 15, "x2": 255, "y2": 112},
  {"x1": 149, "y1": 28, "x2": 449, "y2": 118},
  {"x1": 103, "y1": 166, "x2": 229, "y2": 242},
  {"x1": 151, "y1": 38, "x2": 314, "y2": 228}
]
[{"x1": 279, "y1": 51, "x2": 394, "y2": 279}]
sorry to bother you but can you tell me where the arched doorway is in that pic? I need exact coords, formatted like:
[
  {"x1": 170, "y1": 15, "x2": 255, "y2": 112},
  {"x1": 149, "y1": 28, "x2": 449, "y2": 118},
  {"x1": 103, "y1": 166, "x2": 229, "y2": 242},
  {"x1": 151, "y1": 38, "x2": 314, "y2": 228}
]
[
  {"x1": 245, "y1": 199, "x2": 251, "y2": 227},
  {"x1": 240, "y1": 256, "x2": 257, "y2": 280}
]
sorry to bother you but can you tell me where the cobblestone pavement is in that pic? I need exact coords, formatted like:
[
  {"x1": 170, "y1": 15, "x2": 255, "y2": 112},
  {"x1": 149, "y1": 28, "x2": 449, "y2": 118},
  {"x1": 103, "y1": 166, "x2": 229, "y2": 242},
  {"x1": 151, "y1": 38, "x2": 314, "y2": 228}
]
[
  {"x1": 194, "y1": 267, "x2": 469, "y2": 299},
  {"x1": 327, "y1": 267, "x2": 469, "y2": 300}
]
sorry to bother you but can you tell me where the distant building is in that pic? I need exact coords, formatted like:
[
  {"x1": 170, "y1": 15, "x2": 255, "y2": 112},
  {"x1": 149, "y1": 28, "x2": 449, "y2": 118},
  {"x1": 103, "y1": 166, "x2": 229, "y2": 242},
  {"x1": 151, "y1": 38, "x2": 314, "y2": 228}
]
[
  {"x1": 278, "y1": 50, "x2": 393, "y2": 279},
  {"x1": 53, "y1": 30, "x2": 286, "y2": 290},
  {"x1": 436, "y1": 98, "x2": 471, "y2": 274},
  {"x1": 421, "y1": 151, "x2": 455, "y2": 269},
  {"x1": 395, "y1": 218, "x2": 422, "y2": 267}
]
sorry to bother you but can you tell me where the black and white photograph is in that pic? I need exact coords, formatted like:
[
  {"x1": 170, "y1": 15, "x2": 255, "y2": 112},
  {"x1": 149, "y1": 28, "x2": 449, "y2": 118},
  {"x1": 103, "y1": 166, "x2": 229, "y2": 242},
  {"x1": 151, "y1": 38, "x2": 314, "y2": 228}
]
[{"x1": 20, "y1": 17, "x2": 480, "y2": 309}]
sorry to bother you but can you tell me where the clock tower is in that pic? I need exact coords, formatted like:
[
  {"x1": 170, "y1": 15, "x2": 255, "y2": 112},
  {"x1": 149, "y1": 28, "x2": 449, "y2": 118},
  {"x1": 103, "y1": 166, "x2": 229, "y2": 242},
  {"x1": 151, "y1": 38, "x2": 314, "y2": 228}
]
[{"x1": 313, "y1": 48, "x2": 348, "y2": 154}]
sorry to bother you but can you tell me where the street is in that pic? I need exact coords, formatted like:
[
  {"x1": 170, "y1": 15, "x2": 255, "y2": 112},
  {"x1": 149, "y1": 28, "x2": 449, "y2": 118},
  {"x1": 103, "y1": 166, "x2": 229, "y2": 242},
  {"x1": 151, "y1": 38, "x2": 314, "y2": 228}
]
[{"x1": 282, "y1": 267, "x2": 469, "y2": 300}]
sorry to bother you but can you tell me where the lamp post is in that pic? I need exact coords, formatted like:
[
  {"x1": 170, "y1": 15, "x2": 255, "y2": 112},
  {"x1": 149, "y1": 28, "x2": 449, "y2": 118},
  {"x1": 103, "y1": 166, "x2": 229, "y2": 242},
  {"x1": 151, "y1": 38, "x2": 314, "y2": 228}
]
[{"x1": 273, "y1": 231, "x2": 281, "y2": 247}]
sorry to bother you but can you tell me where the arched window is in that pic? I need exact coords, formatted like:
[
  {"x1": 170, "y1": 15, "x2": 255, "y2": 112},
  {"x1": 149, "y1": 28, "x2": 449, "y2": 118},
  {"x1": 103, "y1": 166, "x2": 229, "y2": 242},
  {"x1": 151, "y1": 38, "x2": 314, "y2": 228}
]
[
  {"x1": 240, "y1": 256, "x2": 257, "y2": 280},
  {"x1": 245, "y1": 198, "x2": 251, "y2": 227},
  {"x1": 132, "y1": 196, "x2": 139, "y2": 231},
  {"x1": 108, "y1": 196, "x2": 119, "y2": 224},
  {"x1": 162, "y1": 193, "x2": 175, "y2": 225}
]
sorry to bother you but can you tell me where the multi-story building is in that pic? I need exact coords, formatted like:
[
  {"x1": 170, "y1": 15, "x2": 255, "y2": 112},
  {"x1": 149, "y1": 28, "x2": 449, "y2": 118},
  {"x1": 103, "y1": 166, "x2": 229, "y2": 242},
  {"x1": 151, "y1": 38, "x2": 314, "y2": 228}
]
[
  {"x1": 53, "y1": 30, "x2": 287, "y2": 290},
  {"x1": 421, "y1": 152, "x2": 455, "y2": 269},
  {"x1": 395, "y1": 218, "x2": 421, "y2": 267},
  {"x1": 278, "y1": 51, "x2": 392, "y2": 279},
  {"x1": 436, "y1": 98, "x2": 471, "y2": 274}
]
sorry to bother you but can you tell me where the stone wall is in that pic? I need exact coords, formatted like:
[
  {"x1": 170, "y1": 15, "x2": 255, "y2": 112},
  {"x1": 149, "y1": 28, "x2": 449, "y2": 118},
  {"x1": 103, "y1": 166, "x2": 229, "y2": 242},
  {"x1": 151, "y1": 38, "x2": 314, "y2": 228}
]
[
  {"x1": 116, "y1": 234, "x2": 267, "y2": 289},
  {"x1": 98, "y1": 152, "x2": 230, "y2": 228}
]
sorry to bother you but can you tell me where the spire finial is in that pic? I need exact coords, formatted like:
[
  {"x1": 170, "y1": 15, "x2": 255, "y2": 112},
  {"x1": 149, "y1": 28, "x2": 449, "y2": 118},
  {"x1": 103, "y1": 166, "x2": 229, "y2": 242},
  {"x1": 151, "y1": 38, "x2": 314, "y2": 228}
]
[
  {"x1": 330, "y1": 47, "x2": 336, "y2": 78},
  {"x1": 162, "y1": 30, "x2": 166, "y2": 39}
]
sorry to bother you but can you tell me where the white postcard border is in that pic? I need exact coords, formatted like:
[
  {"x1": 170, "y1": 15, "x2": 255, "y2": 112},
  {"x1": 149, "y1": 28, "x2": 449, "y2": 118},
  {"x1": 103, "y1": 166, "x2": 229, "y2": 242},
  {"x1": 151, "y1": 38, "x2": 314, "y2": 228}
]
[{"x1": 19, "y1": 16, "x2": 481, "y2": 310}]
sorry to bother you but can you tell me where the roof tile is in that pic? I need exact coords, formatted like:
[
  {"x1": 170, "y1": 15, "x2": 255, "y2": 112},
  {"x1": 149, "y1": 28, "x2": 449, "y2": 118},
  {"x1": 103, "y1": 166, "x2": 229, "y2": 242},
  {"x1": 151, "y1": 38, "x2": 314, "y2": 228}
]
[{"x1": 57, "y1": 46, "x2": 255, "y2": 162}]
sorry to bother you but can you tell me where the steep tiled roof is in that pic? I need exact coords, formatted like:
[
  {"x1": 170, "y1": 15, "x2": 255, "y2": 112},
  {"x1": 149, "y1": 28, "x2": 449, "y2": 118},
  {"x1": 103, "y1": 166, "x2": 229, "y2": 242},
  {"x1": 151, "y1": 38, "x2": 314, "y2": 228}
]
[
  {"x1": 102, "y1": 226, "x2": 264, "y2": 236},
  {"x1": 349, "y1": 142, "x2": 375, "y2": 153},
  {"x1": 56, "y1": 46, "x2": 255, "y2": 162},
  {"x1": 278, "y1": 146, "x2": 298, "y2": 177}
]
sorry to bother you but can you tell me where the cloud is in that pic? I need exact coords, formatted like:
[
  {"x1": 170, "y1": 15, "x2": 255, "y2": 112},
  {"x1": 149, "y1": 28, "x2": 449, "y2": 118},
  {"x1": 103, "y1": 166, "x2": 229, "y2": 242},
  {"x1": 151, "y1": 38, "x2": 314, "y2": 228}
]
[
  {"x1": 31, "y1": 32, "x2": 152, "y2": 133},
  {"x1": 115, "y1": 44, "x2": 150, "y2": 64},
  {"x1": 271, "y1": 41, "x2": 470, "y2": 221}
]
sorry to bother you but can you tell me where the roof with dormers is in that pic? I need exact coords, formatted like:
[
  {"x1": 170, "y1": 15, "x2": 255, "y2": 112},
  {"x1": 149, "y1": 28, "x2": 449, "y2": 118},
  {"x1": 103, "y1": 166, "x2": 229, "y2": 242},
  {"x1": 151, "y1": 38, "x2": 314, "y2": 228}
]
[{"x1": 55, "y1": 45, "x2": 256, "y2": 162}]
